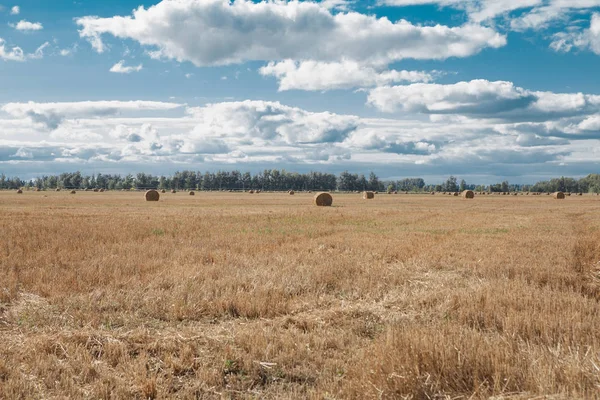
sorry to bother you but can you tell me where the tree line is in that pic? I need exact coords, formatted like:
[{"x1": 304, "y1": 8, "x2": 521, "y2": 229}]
[{"x1": 1, "y1": 170, "x2": 599, "y2": 193}]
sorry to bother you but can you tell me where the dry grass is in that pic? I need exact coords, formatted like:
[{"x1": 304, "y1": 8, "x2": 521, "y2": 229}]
[{"x1": 1, "y1": 191, "x2": 600, "y2": 399}]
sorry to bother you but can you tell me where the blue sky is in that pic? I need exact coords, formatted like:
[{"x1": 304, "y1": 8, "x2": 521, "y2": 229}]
[{"x1": 1, "y1": 0, "x2": 600, "y2": 183}]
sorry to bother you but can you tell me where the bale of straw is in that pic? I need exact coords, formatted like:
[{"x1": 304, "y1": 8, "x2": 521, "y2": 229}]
[
  {"x1": 16, "y1": 189, "x2": 23, "y2": 194},
  {"x1": 70, "y1": 190, "x2": 76, "y2": 194},
  {"x1": 189, "y1": 191, "x2": 195, "y2": 196},
  {"x1": 249, "y1": 190, "x2": 255, "y2": 194},
  {"x1": 161, "y1": 189, "x2": 166, "y2": 193},
  {"x1": 55, "y1": 188, "x2": 61, "y2": 192},
  {"x1": 453, "y1": 192, "x2": 459, "y2": 196},
  {"x1": 393, "y1": 191, "x2": 398, "y2": 194},
  {"x1": 289, "y1": 190, "x2": 295, "y2": 195},
  {"x1": 566, "y1": 192, "x2": 571, "y2": 196},
  {"x1": 99, "y1": 188, "x2": 105, "y2": 192},
  {"x1": 256, "y1": 190, "x2": 261, "y2": 194},
  {"x1": 36, "y1": 188, "x2": 41, "y2": 192},
  {"x1": 462, "y1": 190, "x2": 474, "y2": 199},
  {"x1": 93, "y1": 188, "x2": 99, "y2": 192},
  {"x1": 145, "y1": 190, "x2": 160, "y2": 201},
  {"x1": 314, "y1": 192, "x2": 333, "y2": 206},
  {"x1": 171, "y1": 190, "x2": 176, "y2": 193},
  {"x1": 363, "y1": 191, "x2": 375, "y2": 199},
  {"x1": 578, "y1": 193, "x2": 583, "y2": 196},
  {"x1": 431, "y1": 192, "x2": 435, "y2": 195},
  {"x1": 553, "y1": 192, "x2": 565, "y2": 199}
]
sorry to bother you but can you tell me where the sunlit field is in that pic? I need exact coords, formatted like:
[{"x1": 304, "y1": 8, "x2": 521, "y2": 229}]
[{"x1": 1, "y1": 190, "x2": 600, "y2": 399}]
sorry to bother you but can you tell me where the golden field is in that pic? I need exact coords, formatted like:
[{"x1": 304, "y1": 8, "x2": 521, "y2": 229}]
[{"x1": 1, "y1": 190, "x2": 600, "y2": 399}]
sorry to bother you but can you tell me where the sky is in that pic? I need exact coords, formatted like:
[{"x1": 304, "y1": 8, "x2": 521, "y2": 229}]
[{"x1": 1, "y1": 0, "x2": 600, "y2": 183}]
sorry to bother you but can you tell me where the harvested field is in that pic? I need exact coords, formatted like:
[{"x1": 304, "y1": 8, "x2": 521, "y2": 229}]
[{"x1": 1, "y1": 191, "x2": 600, "y2": 399}]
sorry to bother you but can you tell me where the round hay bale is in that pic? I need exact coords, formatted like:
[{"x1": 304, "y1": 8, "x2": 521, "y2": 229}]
[
  {"x1": 431, "y1": 192, "x2": 435, "y2": 195},
  {"x1": 145, "y1": 190, "x2": 160, "y2": 202},
  {"x1": 93, "y1": 188, "x2": 99, "y2": 192},
  {"x1": 462, "y1": 190, "x2": 474, "y2": 199},
  {"x1": 36, "y1": 188, "x2": 41, "y2": 192},
  {"x1": 363, "y1": 191, "x2": 375, "y2": 199},
  {"x1": 393, "y1": 191, "x2": 398, "y2": 194},
  {"x1": 189, "y1": 191, "x2": 195, "y2": 196},
  {"x1": 566, "y1": 192, "x2": 571, "y2": 196},
  {"x1": 553, "y1": 191, "x2": 565, "y2": 199},
  {"x1": 578, "y1": 192, "x2": 583, "y2": 196},
  {"x1": 70, "y1": 190, "x2": 76, "y2": 194},
  {"x1": 256, "y1": 190, "x2": 261, "y2": 194},
  {"x1": 289, "y1": 190, "x2": 295, "y2": 195},
  {"x1": 453, "y1": 192, "x2": 459, "y2": 197},
  {"x1": 55, "y1": 188, "x2": 61, "y2": 192},
  {"x1": 249, "y1": 190, "x2": 255, "y2": 194},
  {"x1": 16, "y1": 189, "x2": 23, "y2": 194},
  {"x1": 171, "y1": 189, "x2": 176, "y2": 193},
  {"x1": 314, "y1": 192, "x2": 333, "y2": 207},
  {"x1": 161, "y1": 189, "x2": 166, "y2": 193}
]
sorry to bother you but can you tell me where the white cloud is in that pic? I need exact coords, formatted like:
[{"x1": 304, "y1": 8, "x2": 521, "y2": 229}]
[
  {"x1": 0, "y1": 38, "x2": 24, "y2": 61},
  {"x1": 2, "y1": 100, "x2": 183, "y2": 130},
  {"x1": 380, "y1": 0, "x2": 542, "y2": 23},
  {"x1": 76, "y1": 0, "x2": 505, "y2": 66},
  {"x1": 549, "y1": 13, "x2": 600, "y2": 54},
  {"x1": 0, "y1": 38, "x2": 47, "y2": 61},
  {"x1": 260, "y1": 60, "x2": 435, "y2": 91},
  {"x1": 2, "y1": 98, "x2": 600, "y2": 181},
  {"x1": 13, "y1": 20, "x2": 43, "y2": 31},
  {"x1": 109, "y1": 60, "x2": 143, "y2": 73},
  {"x1": 10, "y1": 5, "x2": 19, "y2": 15},
  {"x1": 367, "y1": 80, "x2": 600, "y2": 122},
  {"x1": 511, "y1": 0, "x2": 600, "y2": 31},
  {"x1": 186, "y1": 100, "x2": 360, "y2": 145}
]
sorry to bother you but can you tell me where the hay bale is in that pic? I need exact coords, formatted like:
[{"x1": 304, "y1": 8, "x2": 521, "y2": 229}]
[
  {"x1": 431, "y1": 192, "x2": 435, "y2": 195},
  {"x1": 171, "y1": 189, "x2": 176, "y2": 193},
  {"x1": 566, "y1": 192, "x2": 571, "y2": 196},
  {"x1": 314, "y1": 192, "x2": 333, "y2": 206},
  {"x1": 363, "y1": 191, "x2": 375, "y2": 199},
  {"x1": 578, "y1": 193, "x2": 583, "y2": 196},
  {"x1": 256, "y1": 190, "x2": 261, "y2": 194},
  {"x1": 99, "y1": 188, "x2": 105, "y2": 192},
  {"x1": 289, "y1": 190, "x2": 295, "y2": 195},
  {"x1": 453, "y1": 192, "x2": 459, "y2": 197},
  {"x1": 93, "y1": 188, "x2": 99, "y2": 192},
  {"x1": 16, "y1": 189, "x2": 23, "y2": 194},
  {"x1": 189, "y1": 191, "x2": 195, "y2": 196},
  {"x1": 249, "y1": 190, "x2": 255, "y2": 194},
  {"x1": 462, "y1": 190, "x2": 474, "y2": 199},
  {"x1": 393, "y1": 191, "x2": 398, "y2": 194},
  {"x1": 161, "y1": 189, "x2": 166, "y2": 193},
  {"x1": 70, "y1": 190, "x2": 76, "y2": 194},
  {"x1": 55, "y1": 188, "x2": 61, "y2": 192},
  {"x1": 36, "y1": 188, "x2": 41, "y2": 192},
  {"x1": 145, "y1": 190, "x2": 160, "y2": 202},
  {"x1": 553, "y1": 192, "x2": 565, "y2": 199}
]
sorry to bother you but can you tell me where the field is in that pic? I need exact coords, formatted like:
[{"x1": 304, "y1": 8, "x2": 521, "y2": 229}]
[{"x1": 1, "y1": 191, "x2": 600, "y2": 399}]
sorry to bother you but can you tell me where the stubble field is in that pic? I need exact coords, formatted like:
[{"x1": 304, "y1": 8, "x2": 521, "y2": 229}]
[{"x1": 1, "y1": 191, "x2": 600, "y2": 399}]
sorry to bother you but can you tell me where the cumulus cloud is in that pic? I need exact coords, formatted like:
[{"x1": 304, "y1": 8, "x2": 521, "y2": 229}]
[
  {"x1": 367, "y1": 79, "x2": 600, "y2": 122},
  {"x1": 260, "y1": 60, "x2": 435, "y2": 91},
  {"x1": 2, "y1": 100, "x2": 183, "y2": 130},
  {"x1": 75, "y1": 0, "x2": 505, "y2": 65},
  {"x1": 109, "y1": 60, "x2": 143, "y2": 73},
  {"x1": 2, "y1": 98, "x2": 599, "y2": 181},
  {"x1": 187, "y1": 100, "x2": 360, "y2": 144},
  {"x1": 13, "y1": 20, "x2": 43, "y2": 31},
  {"x1": 511, "y1": 0, "x2": 600, "y2": 31},
  {"x1": 380, "y1": 0, "x2": 542, "y2": 22},
  {"x1": 549, "y1": 13, "x2": 600, "y2": 54},
  {"x1": 0, "y1": 38, "x2": 48, "y2": 61},
  {"x1": 10, "y1": 5, "x2": 19, "y2": 15}
]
